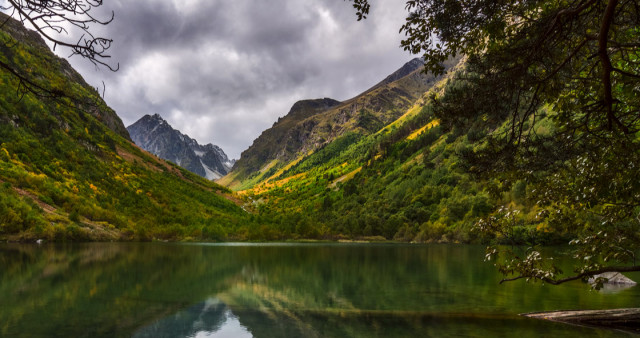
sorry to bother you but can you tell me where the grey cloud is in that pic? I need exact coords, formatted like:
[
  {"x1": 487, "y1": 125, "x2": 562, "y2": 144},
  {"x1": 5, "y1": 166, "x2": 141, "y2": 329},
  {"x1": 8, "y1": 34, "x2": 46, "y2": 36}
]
[{"x1": 63, "y1": 0, "x2": 412, "y2": 159}]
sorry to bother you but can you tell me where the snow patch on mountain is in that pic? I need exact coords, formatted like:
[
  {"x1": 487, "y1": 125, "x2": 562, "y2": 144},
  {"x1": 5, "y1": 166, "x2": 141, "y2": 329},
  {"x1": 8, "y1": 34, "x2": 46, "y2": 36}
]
[{"x1": 201, "y1": 160, "x2": 224, "y2": 180}]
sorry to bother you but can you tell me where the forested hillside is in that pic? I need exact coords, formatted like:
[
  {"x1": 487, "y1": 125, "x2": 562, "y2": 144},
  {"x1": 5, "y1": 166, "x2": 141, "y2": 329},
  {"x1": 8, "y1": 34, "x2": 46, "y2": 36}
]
[
  {"x1": 237, "y1": 63, "x2": 499, "y2": 242},
  {"x1": 0, "y1": 13, "x2": 255, "y2": 241},
  {"x1": 235, "y1": 56, "x2": 639, "y2": 248}
]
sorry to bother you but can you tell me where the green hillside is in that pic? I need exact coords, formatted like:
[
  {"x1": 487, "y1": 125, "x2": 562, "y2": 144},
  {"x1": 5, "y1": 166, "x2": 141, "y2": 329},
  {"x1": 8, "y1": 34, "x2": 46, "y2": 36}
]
[
  {"x1": 0, "y1": 13, "x2": 257, "y2": 242},
  {"x1": 236, "y1": 65, "x2": 490, "y2": 241},
  {"x1": 233, "y1": 59, "x2": 639, "y2": 244}
]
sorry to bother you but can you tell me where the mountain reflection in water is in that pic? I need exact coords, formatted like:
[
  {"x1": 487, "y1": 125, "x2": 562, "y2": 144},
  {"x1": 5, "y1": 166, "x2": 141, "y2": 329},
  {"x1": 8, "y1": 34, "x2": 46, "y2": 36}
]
[
  {"x1": 133, "y1": 298, "x2": 251, "y2": 338},
  {"x1": 1, "y1": 243, "x2": 639, "y2": 337}
]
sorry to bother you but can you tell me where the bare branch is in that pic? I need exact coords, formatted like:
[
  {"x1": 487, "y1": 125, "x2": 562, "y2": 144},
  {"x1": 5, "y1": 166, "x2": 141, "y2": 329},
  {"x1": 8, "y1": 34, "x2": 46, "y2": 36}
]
[{"x1": 5, "y1": 0, "x2": 117, "y2": 71}]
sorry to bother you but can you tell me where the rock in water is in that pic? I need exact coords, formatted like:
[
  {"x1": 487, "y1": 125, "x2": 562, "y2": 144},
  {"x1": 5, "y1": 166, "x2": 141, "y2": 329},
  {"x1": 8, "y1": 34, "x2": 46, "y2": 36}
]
[{"x1": 589, "y1": 272, "x2": 637, "y2": 286}]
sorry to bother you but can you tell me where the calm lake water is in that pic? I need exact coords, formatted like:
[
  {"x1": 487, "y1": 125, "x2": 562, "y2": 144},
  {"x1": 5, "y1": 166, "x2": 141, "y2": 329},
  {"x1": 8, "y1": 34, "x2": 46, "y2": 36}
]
[{"x1": 1, "y1": 243, "x2": 639, "y2": 337}]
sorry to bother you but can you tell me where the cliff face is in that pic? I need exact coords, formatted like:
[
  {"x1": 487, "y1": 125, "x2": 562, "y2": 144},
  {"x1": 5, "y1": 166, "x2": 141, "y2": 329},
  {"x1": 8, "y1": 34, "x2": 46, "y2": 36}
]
[{"x1": 127, "y1": 114, "x2": 233, "y2": 180}]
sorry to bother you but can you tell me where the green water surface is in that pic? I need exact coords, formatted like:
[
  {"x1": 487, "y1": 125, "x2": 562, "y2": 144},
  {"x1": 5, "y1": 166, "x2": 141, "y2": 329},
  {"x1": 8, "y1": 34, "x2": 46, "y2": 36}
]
[{"x1": 1, "y1": 243, "x2": 638, "y2": 337}]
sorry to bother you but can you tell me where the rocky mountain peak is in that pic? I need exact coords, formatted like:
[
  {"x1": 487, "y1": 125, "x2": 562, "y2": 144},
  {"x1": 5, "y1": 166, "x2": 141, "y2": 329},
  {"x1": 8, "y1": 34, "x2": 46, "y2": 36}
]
[{"x1": 127, "y1": 115, "x2": 233, "y2": 180}]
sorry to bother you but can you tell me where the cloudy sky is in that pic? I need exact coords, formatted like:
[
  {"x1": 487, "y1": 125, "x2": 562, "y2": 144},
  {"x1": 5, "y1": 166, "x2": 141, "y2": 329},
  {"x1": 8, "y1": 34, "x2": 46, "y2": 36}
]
[{"x1": 24, "y1": 0, "x2": 413, "y2": 159}]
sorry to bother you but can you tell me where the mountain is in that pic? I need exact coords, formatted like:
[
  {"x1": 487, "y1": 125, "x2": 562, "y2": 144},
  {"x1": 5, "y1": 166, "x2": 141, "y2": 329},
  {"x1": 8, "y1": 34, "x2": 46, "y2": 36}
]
[
  {"x1": 127, "y1": 114, "x2": 233, "y2": 180},
  {"x1": 220, "y1": 57, "x2": 458, "y2": 190},
  {"x1": 0, "y1": 12, "x2": 252, "y2": 242},
  {"x1": 213, "y1": 55, "x2": 544, "y2": 242},
  {"x1": 218, "y1": 98, "x2": 341, "y2": 187},
  {"x1": 224, "y1": 48, "x2": 635, "y2": 245},
  {"x1": 215, "y1": 58, "x2": 508, "y2": 242}
]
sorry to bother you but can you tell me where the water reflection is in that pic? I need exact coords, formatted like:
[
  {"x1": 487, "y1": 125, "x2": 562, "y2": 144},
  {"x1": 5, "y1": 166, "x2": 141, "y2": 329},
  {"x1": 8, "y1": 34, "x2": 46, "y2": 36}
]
[
  {"x1": 597, "y1": 283, "x2": 637, "y2": 294},
  {"x1": 133, "y1": 298, "x2": 251, "y2": 338},
  {"x1": 1, "y1": 243, "x2": 638, "y2": 337}
]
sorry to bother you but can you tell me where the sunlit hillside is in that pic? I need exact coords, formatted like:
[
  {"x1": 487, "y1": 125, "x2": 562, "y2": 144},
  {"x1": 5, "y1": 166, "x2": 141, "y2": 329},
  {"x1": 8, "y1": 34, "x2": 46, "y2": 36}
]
[{"x1": 0, "y1": 13, "x2": 256, "y2": 241}]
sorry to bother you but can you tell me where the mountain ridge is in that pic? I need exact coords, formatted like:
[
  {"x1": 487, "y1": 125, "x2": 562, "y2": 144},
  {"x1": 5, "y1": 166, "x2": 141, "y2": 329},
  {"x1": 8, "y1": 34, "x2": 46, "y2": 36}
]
[{"x1": 222, "y1": 57, "x2": 458, "y2": 189}]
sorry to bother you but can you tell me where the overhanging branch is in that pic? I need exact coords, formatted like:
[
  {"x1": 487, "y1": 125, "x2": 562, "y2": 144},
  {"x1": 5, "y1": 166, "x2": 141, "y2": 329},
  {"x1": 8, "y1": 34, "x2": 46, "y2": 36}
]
[{"x1": 500, "y1": 265, "x2": 640, "y2": 285}]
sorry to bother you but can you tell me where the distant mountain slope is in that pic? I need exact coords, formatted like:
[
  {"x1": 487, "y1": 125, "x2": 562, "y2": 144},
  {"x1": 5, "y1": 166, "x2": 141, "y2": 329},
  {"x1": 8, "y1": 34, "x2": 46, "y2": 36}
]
[
  {"x1": 0, "y1": 13, "x2": 252, "y2": 241},
  {"x1": 222, "y1": 57, "x2": 458, "y2": 189},
  {"x1": 127, "y1": 114, "x2": 233, "y2": 180}
]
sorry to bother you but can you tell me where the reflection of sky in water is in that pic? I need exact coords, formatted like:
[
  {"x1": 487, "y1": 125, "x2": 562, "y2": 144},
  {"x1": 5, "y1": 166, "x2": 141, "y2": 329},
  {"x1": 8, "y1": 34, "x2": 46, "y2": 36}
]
[
  {"x1": 133, "y1": 298, "x2": 252, "y2": 338},
  {"x1": 192, "y1": 311, "x2": 251, "y2": 338}
]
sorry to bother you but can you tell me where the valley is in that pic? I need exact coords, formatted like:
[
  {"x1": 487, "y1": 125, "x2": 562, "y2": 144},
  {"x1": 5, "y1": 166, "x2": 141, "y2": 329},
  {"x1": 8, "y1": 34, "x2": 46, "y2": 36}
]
[{"x1": 1, "y1": 1, "x2": 639, "y2": 336}]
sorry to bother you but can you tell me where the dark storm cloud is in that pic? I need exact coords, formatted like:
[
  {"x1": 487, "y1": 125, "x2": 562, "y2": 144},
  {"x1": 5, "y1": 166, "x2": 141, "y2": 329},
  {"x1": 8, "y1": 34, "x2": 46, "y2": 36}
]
[{"x1": 62, "y1": 0, "x2": 412, "y2": 159}]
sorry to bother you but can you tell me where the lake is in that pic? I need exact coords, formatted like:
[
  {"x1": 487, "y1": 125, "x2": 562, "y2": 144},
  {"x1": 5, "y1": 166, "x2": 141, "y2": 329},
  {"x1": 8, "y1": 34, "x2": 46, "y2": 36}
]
[{"x1": 1, "y1": 243, "x2": 638, "y2": 337}]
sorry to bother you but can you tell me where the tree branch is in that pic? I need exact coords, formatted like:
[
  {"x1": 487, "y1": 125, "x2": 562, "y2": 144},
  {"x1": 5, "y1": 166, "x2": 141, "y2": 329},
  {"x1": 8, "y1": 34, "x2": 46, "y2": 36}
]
[
  {"x1": 500, "y1": 265, "x2": 640, "y2": 285},
  {"x1": 598, "y1": 0, "x2": 624, "y2": 132},
  {"x1": 0, "y1": 59, "x2": 63, "y2": 99},
  {"x1": 612, "y1": 67, "x2": 640, "y2": 79},
  {"x1": 6, "y1": 0, "x2": 117, "y2": 71}
]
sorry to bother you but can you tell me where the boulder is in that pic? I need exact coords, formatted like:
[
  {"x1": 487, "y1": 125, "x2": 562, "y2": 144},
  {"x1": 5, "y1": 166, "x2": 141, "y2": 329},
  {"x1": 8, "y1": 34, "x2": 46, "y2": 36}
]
[{"x1": 589, "y1": 272, "x2": 637, "y2": 286}]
